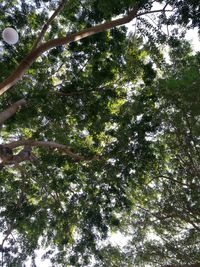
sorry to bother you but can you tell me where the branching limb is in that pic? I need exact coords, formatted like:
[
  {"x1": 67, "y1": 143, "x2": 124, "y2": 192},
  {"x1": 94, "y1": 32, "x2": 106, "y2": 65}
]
[
  {"x1": 6, "y1": 139, "x2": 85, "y2": 161},
  {"x1": 0, "y1": 5, "x2": 139, "y2": 96},
  {"x1": 32, "y1": 0, "x2": 67, "y2": 50},
  {"x1": 0, "y1": 3, "x2": 174, "y2": 96},
  {"x1": 163, "y1": 2, "x2": 170, "y2": 11}
]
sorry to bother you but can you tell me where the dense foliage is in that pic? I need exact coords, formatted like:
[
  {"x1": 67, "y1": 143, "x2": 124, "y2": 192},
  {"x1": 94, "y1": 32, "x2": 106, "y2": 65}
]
[{"x1": 0, "y1": 0, "x2": 200, "y2": 266}]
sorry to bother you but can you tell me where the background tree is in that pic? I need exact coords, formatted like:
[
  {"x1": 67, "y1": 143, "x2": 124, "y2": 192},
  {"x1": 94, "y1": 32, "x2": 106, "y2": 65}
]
[{"x1": 107, "y1": 44, "x2": 200, "y2": 267}]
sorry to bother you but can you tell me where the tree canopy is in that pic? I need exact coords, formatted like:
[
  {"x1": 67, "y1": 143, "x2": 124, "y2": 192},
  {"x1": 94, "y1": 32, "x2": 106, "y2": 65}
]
[{"x1": 0, "y1": 0, "x2": 200, "y2": 266}]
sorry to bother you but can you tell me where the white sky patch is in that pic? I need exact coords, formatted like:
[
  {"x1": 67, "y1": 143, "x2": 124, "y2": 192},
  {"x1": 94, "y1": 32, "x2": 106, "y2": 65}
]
[
  {"x1": 24, "y1": 237, "x2": 57, "y2": 267},
  {"x1": 185, "y1": 28, "x2": 200, "y2": 52},
  {"x1": 25, "y1": 251, "x2": 52, "y2": 267},
  {"x1": 109, "y1": 231, "x2": 131, "y2": 247}
]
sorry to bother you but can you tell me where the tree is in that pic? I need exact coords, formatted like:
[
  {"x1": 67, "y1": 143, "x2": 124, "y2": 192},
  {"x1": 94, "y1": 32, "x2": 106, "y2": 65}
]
[
  {"x1": 112, "y1": 45, "x2": 200, "y2": 267},
  {"x1": 0, "y1": 0, "x2": 200, "y2": 266}
]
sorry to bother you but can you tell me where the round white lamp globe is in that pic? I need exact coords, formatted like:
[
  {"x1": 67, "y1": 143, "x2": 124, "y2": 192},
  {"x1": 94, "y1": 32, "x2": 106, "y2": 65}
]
[{"x1": 2, "y1": 27, "x2": 19, "y2": 45}]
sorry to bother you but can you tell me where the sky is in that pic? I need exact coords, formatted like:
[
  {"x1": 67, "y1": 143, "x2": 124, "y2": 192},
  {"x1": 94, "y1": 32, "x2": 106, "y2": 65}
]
[{"x1": 185, "y1": 28, "x2": 200, "y2": 52}]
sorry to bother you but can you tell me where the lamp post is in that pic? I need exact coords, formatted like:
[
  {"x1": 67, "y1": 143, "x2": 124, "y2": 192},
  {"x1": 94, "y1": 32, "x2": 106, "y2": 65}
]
[{"x1": 2, "y1": 27, "x2": 19, "y2": 45}]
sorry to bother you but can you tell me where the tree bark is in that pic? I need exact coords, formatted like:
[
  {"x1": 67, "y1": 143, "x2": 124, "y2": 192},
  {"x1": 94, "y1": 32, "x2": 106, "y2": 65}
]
[
  {"x1": 0, "y1": 98, "x2": 27, "y2": 124},
  {"x1": 0, "y1": 6, "x2": 139, "y2": 96},
  {"x1": 6, "y1": 139, "x2": 85, "y2": 161}
]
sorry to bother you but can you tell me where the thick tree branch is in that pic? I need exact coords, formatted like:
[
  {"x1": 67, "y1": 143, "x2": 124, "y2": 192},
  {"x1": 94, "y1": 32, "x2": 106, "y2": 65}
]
[
  {"x1": 0, "y1": 5, "x2": 174, "y2": 96},
  {"x1": 0, "y1": 6, "x2": 139, "y2": 96},
  {"x1": 6, "y1": 139, "x2": 85, "y2": 161},
  {"x1": 31, "y1": 0, "x2": 66, "y2": 50},
  {"x1": 0, "y1": 98, "x2": 26, "y2": 125}
]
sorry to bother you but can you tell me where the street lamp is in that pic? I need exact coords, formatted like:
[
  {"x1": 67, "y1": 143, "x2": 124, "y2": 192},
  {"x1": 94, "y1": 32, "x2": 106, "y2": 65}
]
[{"x1": 2, "y1": 27, "x2": 19, "y2": 45}]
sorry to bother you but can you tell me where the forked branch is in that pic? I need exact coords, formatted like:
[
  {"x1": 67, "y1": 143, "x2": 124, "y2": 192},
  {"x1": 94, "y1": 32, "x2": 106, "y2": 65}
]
[
  {"x1": 0, "y1": 5, "x2": 139, "y2": 96},
  {"x1": 31, "y1": 0, "x2": 66, "y2": 50},
  {"x1": 0, "y1": 4, "x2": 173, "y2": 96},
  {"x1": 6, "y1": 139, "x2": 85, "y2": 161}
]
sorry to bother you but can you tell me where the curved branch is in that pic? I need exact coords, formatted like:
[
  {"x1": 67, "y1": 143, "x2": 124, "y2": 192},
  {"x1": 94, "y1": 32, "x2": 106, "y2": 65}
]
[
  {"x1": 6, "y1": 139, "x2": 85, "y2": 161},
  {"x1": 0, "y1": 6, "x2": 139, "y2": 96},
  {"x1": 0, "y1": 5, "x2": 173, "y2": 97},
  {"x1": 0, "y1": 98, "x2": 27, "y2": 125}
]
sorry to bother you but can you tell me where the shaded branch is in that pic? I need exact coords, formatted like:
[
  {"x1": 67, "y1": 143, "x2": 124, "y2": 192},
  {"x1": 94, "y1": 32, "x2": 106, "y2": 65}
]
[
  {"x1": 0, "y1": 98, "x2": 27, "y2": 125},
  {"x1": 6, "y1": 139, "x2": 85, "y2": 161}
]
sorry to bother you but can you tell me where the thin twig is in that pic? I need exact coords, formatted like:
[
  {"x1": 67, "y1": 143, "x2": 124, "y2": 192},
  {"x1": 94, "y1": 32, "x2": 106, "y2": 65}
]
[
  {"x1": 136, "y1": 8, "x2": 173, "y2": 18},
  {"x1": 146, "y1": 14, "x2": 168, "y2": 36}
]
